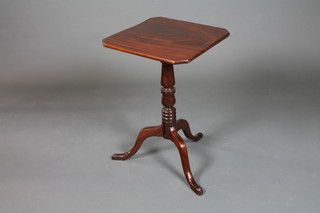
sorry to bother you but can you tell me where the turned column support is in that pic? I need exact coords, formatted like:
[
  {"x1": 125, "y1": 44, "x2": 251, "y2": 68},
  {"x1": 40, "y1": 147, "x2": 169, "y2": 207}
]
[
  {"x1": 111, "y1": 62, "x2": 204, "y2": 195},
  {"x1": 161, "y1": 62, "x2": 176, "y2": 139}
]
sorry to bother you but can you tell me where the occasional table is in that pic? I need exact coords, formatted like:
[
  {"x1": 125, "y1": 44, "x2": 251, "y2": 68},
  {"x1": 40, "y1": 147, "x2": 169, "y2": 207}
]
[{"x1": 103, "y1": 17, "x2": 229, "y2": 195}]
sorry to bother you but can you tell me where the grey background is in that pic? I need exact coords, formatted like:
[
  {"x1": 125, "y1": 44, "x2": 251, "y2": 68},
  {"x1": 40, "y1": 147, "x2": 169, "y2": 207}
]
[{"x1": 1, "y1": 0, "x2": 320, "y2": 212}]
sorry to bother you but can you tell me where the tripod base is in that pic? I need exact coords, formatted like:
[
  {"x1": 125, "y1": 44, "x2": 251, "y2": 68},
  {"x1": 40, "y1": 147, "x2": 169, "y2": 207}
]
[{"x1": 112, "y1": 119, "x2": 203, "y2": 195}]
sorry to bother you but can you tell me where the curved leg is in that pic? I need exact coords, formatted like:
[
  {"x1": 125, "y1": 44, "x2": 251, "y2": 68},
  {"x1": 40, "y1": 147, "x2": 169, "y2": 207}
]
[
  {"x1": 176, "y1": 119, "x2": 203, "y2": 142},
  {"x1": 112, "y1": 125, "x2": 162, "y2": 160},
  {"x1": 169, "y1": 127, "x2": 203, "y2": 195}
]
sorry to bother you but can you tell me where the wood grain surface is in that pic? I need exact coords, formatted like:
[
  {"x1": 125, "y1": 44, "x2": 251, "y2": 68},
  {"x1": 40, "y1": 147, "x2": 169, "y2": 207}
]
[{"x1": 103, "y1": 17, "x2": 229, "y2": 64}]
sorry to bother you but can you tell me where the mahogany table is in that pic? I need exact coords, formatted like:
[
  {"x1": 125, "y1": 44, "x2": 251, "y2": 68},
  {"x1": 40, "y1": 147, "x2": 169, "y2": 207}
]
[{"x1": 103, "y1": 17, "x2": 229, "y2": 195}]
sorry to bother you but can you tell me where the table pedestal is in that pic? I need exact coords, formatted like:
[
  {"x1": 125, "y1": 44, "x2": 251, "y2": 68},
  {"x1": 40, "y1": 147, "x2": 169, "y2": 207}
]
[{"x1": 112, "y1": 63, "x2": 203, "y2": 195}]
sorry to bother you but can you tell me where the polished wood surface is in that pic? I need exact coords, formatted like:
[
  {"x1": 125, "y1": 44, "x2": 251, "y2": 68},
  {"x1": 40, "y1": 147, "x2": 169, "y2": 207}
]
[
  {"x1": 103, "y1": 17, "x2": 229, "y2": 64},
  {"x1": 111, "y1": 125, "x2": 163, "y2": 160},
  {"x1": 176, "y1": 119, "x2": 203, "y2": 142},
  {"x1": 169, "y1": 127, "x2": 203, "y2": 195},
  {"x1": 112, "y1": 63, "x2": 204, "y2": 195},
  {"x1": 104, "y1": 17, "x2": 229, "y2": 195}
]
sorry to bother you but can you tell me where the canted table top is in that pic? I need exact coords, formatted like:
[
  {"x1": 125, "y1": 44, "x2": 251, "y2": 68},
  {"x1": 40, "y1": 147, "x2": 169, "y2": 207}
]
[{"x1": 103, "y1": 17, "x2": 229, "y2": 64}]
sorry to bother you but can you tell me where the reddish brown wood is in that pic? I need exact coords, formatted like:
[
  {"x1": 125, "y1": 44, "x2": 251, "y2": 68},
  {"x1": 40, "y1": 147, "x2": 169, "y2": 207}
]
[
  {"x1": 112, "y1": 125, "x2": 162, "y2": 160},
  {"x1": 103, "y1": 17, "x2": 229, "y2": 64},
  {"x1": 104, "y1": 17, "x2": 229, "y2": 195},
  {"x1": 161, "y1": 63, "x2": 176, "y2": 139},
  {"x1": 169, "y1": 127, "x2": 203, "y2": 195},
  {"x1": 176, "y1": 119, "x2": 203, "y2": 142},
  {"x1": 112, "y1": 63, "x2": 204, "y2": 195}
]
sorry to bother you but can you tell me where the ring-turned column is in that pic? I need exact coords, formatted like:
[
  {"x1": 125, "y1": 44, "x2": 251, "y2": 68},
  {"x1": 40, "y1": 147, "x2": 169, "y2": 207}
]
[{"x1": 161, "y1": 62, "x2": 176, "y2": 139}]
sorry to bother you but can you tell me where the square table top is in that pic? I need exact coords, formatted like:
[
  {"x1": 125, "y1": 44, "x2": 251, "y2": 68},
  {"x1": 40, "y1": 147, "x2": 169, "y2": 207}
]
[{"x1": 103, "y1": 17, "x2": 229, "y2": 64}]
